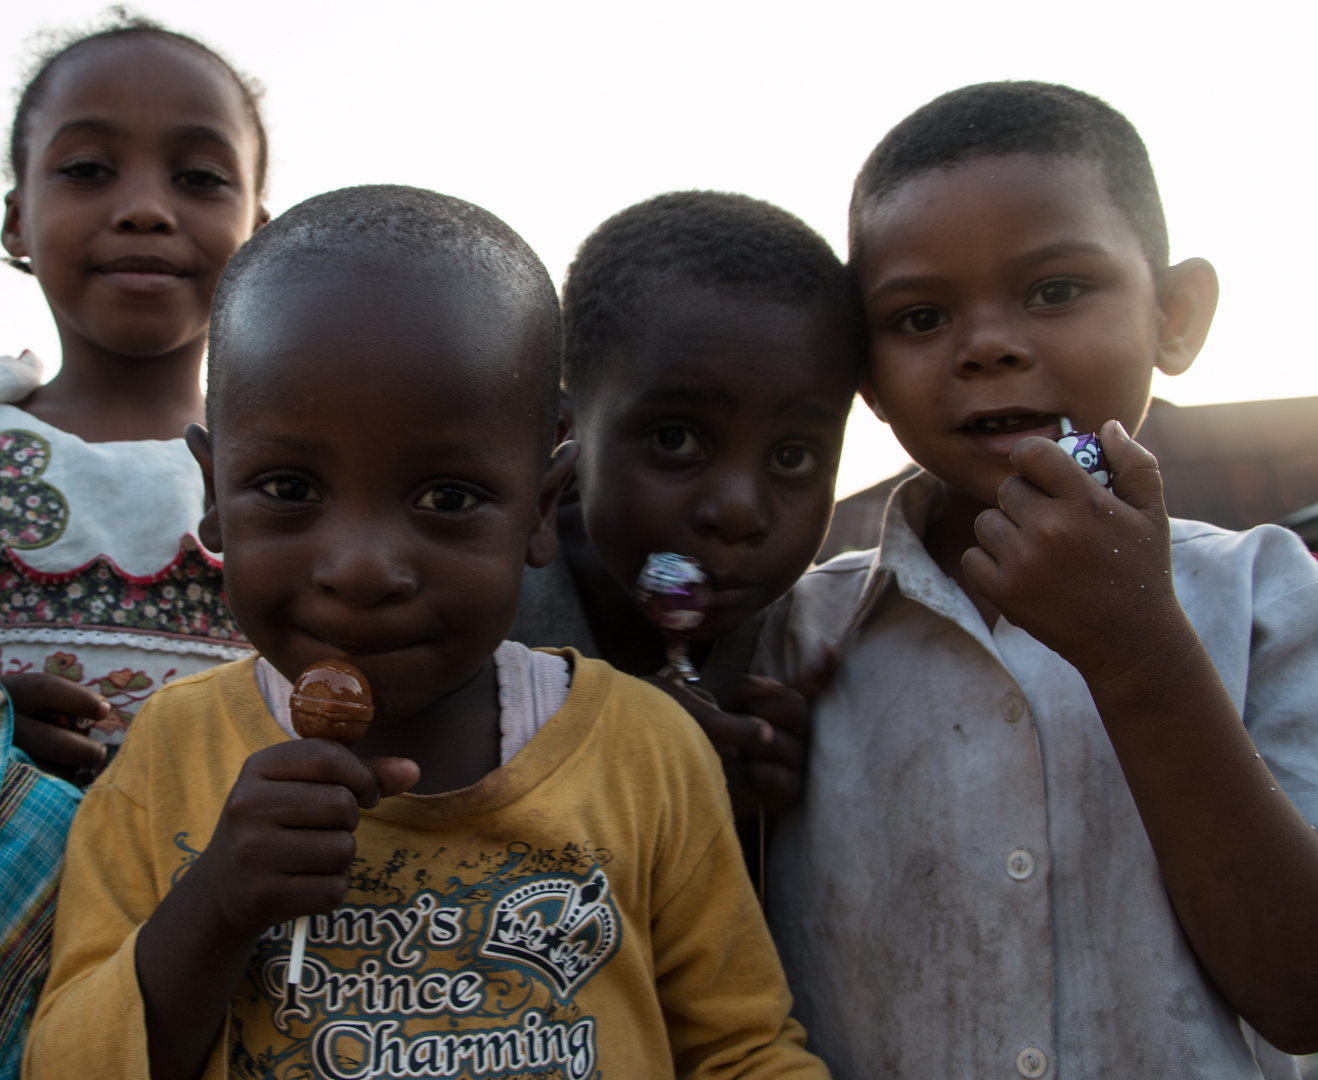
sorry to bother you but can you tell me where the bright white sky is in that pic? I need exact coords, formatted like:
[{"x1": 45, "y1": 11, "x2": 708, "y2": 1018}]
[{"x1": 2, "y1": 0, "x2": 1315, "y2": 497}]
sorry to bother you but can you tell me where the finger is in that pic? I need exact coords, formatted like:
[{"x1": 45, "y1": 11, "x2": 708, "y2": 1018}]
[
  {"x1": 2, "y1": 673, "x2": 110, "y2": 721},
  {"x1": 995, "y1": 474, "x2": 1049, "y2": 527},
  {"x1": 264, "y1": 831, "x2": 357, "y2": 876},
  {"x1": 246, "y1": 780, "x2": 361, "y2": 830},
  {"x1": 962, "y1": 545, "x2": 1000, "y2": 598},
  {"x1": 716, "y1": 678, "x2": 813, "y2": 742},
  {"x1": 247, "y1": 740, "x2": 382, "y2": 809},
  {"x1": 651, "y1": 679, "x2": 775, "y2": 751},
  {"x1": 1101, "y1": 420, "x2": 1167, "y2": 520},
  {"x1": 741, "y1": 726, "x2": 806, "y2": 772},
  {"x1": 364, "y1": 757, "x2": 420, "y2": 802},
  {"x1": 1009, "y1": 434, "x2": 1108, "y2": 501},
  {"x1": 972, "y1": 508, "x2": 1017, "y2": 559},
  {"x1": 12, "y1": 714, "x2": 106, "y2": 770}
]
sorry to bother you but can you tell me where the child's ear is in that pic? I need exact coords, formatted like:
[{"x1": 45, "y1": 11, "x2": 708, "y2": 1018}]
[
  {"x1": 526, "y1": 439, "x2": 580, "y2": 570},
  {"x1": 1154, "y1": 257, "x2": 1219, "y2": 377},
  {"x1": 2, "y1": 190, "x2": 29, "y2": 261},
  {"x1": 557, "y1": 393, "x2": 575, "y2": 444},
  {"x1": 184, "y1": 423, "x2": 223, "y2": 554},
  {"x1": 858, "y1": 379, "x2": 888, "y2": 423}
]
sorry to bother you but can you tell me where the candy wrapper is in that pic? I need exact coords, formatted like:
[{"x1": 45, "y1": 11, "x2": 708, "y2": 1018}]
[
  {"x1": 635, "y1": 552, "x2": 710, "y2": 683},
  {"x1": 1057, "y1": 417, "x2": 1112, "y2": 489}
]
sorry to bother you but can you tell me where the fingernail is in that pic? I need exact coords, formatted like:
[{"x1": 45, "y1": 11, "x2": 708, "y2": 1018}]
[
  {"x1": 1112, "y1": 420, "x2": 1131, "y2": 440},
  {"x1": 756, "y1": 719, "x2": 774, "y2": 745}
]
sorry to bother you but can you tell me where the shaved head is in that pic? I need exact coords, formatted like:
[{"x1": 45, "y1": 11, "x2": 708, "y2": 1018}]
[{"x1": 208, "y1": 185, "x2": 562, "y2": 448}]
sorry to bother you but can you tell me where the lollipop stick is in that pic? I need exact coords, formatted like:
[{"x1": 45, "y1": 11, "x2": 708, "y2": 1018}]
[{"x1": 288, "y1": 915, "x2": 310, "y2": 985}]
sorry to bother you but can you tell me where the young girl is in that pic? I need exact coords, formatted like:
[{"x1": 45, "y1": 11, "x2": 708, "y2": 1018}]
[
  {"x1": 0, "y1": 12, "x2": 267, "y2": 773},
  {"x1": 0, "y1": 13, "x2": 266, "y2": 1072}
]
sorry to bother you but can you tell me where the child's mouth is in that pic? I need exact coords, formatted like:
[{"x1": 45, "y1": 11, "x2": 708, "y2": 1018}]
[
  {"x1": 96, "y1": 255, "x2": 188, "y2": 293},
  {"x1": 959, "y1": 412, "x2": 1062, "y2": 454}
]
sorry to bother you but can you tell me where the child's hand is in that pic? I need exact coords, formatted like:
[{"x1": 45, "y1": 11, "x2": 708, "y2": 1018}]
[
  {"x1": 2, "y1": 672, "x2": 110, "y2": 777},
  {"x1": 185, "y1": 741, "x2": 419, "y2": 942},
  {"x1": 963, "y1": 419, "x2": 1184, "y2": 680},
  {"x1": 649, "y1": 652, "x2": 833, "y2": 816}
]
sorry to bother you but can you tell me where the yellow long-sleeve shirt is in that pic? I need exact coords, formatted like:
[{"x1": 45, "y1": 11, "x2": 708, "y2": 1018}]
[{"x1": 26, "y1": 652, "x2": 825, "y2": 1080}]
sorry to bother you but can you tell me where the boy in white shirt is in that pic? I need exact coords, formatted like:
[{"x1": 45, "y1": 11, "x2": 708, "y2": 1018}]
[{"x1": 759, "y1": 81, "x2": 1318, "y2": 1079}]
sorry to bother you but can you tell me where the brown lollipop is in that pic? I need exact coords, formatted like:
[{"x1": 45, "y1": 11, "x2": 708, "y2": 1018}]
[
  {"x1": 290, "y1": 659, "x2": 374, "y2": 746},
  {"x1": 286, "y1": 659, "x2": 373, "y2": 988}
]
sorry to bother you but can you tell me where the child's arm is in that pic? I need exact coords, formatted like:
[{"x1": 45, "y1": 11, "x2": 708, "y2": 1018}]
[
  {"x1": 963, "y1": 420, "x2": 1318, "y2": 1053},
  {"x1": 28, "y1": 739, "x2": 416, "y2": 1080}
]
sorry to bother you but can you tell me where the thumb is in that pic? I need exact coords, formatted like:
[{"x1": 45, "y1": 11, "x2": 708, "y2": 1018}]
[
  {"x1": 366, "y1": 756, "x2": 420, "y2": 799},
  {"x1": 1102, "y1": 420, "x2": 1166, "y2": 521}
]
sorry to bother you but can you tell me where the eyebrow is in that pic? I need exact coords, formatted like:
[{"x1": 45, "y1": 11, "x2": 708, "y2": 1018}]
[
  {"x1": 237, "y1": 431, "x2": 517, "y2": 466},
  {"x1": 868, "y1": 241, "x2": 1115, "y2": 301},
  {"x1": 634, "y1": 385, "x2": 738, "y2": 411},
  {"x1": 777, "y1": 399, "x2": 848, "y2": 427},
  {"x1": 46, "y1": 118, "x2": 237, "y2": 152}
]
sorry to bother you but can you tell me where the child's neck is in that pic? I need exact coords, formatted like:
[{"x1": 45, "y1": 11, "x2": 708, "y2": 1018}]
[
  {"x1": 557, "y1": 501, "x2": 712, "y2": 678},
  {"x1": 922, "y1": 483, "x2": 1002, "y2": 629},
  {"x1": 351, "y1": 660, "x2": 502, "y2": 797},
  {"x1": 17, "y1": 330, "x2": 206, "y2": 443}
]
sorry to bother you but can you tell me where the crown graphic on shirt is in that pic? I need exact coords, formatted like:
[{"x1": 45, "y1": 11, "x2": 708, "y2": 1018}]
[{"x1": 479, "y1": 870, "x2": 619, "y2": 997}]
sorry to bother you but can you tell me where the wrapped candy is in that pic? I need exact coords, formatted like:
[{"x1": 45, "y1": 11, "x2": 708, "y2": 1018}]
[
  {"x1": 1057, "y1": 417, "x2": 1113, "y2": 489},
  {"x1": 635, "y1": 552, "x2": 710, "y2": 684},
  {"x1": 287, "y1": 659, "x2": 374, "y2": 986}
]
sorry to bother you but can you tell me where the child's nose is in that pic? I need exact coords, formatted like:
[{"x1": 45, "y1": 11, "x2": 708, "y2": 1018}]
[
  {"x1": 310, "y1": 521, "x2": 419, "y2": 607},
  {"x1": 112, "y1": 173, "x2": 177, "y2": 235},
  {"x1": 954, "y1": 312, "x2": 1035, "y2": 376},
  {"x1": 690, "y1": 469, "x2": 771, "y2": 544}
]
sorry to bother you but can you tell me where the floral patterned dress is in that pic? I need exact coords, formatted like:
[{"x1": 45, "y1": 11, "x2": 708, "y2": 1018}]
[{"x1": 0, "y1": 352, "x2": 250, "y2": 748}]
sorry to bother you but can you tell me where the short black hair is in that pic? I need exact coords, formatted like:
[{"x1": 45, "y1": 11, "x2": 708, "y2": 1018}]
[
  {"x1": 209, "y1": 184, "x2": 562, "y2": 447},
  {"x1": 562, "y1": 190, "x2": 864, "y2": 396},
  {"x1": 8, "y1": 6, "x2": 268, "y2": 198},
  {"x1": 849, "y1": 81, "x2": 1168, "y2": 269}
]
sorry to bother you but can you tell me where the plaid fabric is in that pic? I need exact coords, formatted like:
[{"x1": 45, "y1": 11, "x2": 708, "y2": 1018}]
[{"x1": 0, "y1": 689, "x2": 79, "y2": 1079}]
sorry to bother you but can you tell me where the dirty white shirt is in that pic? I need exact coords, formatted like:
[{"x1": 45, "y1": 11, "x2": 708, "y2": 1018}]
[{"x1": 756, "y1": 471, "x2": 1318, "y2": 1080}]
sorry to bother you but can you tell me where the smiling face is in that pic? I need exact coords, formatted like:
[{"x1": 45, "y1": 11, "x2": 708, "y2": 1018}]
[
  {"x1": 2, "y1": 34, "x2": 263, "y2": 359},
  {"x1": 197, "y1": 270, "x2": 561, "y2": 724},
  {"x1": 571, "y1": 284, "x2": 858, "y2": 640},
  {"x1": 856, "y1": 154, "x2": 1169, "y2": 508}
]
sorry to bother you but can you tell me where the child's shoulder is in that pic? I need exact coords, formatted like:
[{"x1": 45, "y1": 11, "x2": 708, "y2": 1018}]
[
  {"x1": 93, "y1": 657, "x2": 267, "y2": 800},
  {"x1": 562, "y1": 652, "x2": 726, "y2": 778},
  {"x1": 1170, "y1": 517, "x2": 1318, "y2": 606}
]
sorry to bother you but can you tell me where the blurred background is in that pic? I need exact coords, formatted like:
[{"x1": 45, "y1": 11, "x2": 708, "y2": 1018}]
[{"x1": 2, "y1": 0, "x2": 1316, "y2": 500}]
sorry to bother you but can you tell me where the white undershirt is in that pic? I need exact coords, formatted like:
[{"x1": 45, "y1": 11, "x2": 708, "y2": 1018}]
[{"x1": 254, "y1": 641, "x2": 571, "y2": 766}]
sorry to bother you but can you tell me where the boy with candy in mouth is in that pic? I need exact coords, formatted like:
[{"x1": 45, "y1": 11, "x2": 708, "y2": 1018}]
[
  {"x1": 758, "y1": 82, "x2": 1318, "y2": 1078},
  {"x1": 26, "y1": 186, "x2": 830, "y2": 1080},
  {"x1": 510, "y1": 191, "x2": 863, "y2": 820}
]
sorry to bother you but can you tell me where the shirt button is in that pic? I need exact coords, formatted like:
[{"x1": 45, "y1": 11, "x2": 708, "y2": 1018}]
[
  {"x1": 1006, "y1": 848, "x2": 1035, "y2": 881},
  {"x1": 1000, "y1": 691, "x2": 1026, "y2": 723},
  {"x1": 1016, "y1": 1046, "x2": 1048, "y2": 1078}
]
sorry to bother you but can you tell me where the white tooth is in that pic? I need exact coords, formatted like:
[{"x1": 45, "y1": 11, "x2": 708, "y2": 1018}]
[
  {"x1": 1005, "y1": 417, "x2": 1020, "y2": 428},
  {"x1": 984, "y1": 418, "x2": 1000, "y2": 429}
]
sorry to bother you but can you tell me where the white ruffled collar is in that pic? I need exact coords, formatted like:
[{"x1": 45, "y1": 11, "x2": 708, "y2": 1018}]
[{"x1": 0, "y1": 352, "x2": 219, "y2": 580}]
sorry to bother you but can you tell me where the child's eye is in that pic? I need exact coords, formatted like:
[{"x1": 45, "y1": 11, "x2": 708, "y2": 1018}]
[
  {"x1": 1028, "y1": 280, "x2": 1084, "y2": 306},
  {"x1": 58, "y1": 160, "x2": 113, "y2": 182},
  {"x1": 260, "y1": 477, "x2": 320, "y2": 502},
  {"x1": 651, "y1": 425, "x2": 703, "y2": 459},
  {"x1": 416, "y1": 487, "x2": 478, "y2": 513},
  {"x1": 769, "y1": 444, "x2": 819, "y2": 477},
  {"x1": 892, "y1": 307, "x2": 947, "y2": 335},
  {"x1": 176, "y1": 168, "x2": 228, "y2": 189}
]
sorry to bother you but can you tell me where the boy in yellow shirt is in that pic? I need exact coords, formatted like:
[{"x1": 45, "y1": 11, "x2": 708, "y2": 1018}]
[{"x1": 25, "y1": 186, "x2": 827, "y2": 1080}]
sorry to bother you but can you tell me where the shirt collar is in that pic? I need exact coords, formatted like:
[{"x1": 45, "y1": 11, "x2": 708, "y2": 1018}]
[{"x1": 842, "y1": 470, "x2": 1004, "y2": 663}]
